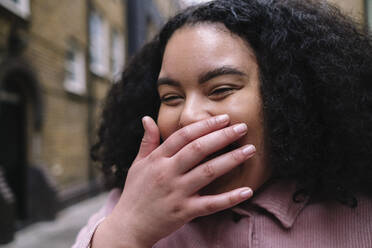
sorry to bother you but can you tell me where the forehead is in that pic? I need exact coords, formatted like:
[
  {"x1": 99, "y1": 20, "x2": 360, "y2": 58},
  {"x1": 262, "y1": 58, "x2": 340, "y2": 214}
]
[{"x1": 159, "y1": 23, "x2": 257, "y2": 80}]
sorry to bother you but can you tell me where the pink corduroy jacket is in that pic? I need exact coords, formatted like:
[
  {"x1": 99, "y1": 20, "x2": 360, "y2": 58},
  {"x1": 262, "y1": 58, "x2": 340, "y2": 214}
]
[{"x1": 72, "y1": 181, "x2": 372, "y2": 248}]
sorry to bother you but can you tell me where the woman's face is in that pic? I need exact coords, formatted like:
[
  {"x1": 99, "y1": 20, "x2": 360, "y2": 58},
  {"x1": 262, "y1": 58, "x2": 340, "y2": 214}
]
[{"x1": 157, "y1": 23, "x2": 270, "y2": 194}]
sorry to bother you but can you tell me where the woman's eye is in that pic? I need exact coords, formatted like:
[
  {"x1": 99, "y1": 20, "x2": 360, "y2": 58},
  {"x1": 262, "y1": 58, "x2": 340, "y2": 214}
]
[
  {"x1": 160, "y1": 94, "x2": 182, "y2": 105},
  {"x1": 209, "y1": 87, "x2": 235, "y2": 99}
]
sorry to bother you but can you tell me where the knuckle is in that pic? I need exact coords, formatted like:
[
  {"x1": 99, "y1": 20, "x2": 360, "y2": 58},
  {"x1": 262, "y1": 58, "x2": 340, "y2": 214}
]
[
  {"x1": 173, "y1": 152, "x2": 183, "y2": 165},
  {"x1": 204, "y1": 118, "x2": 215, "y2": 129},
  {"x1": 228, "y1": 194, "x2": 236, "y2": 205},
  {"x1": 179, "y1": 127, "x2": 192, "y2": 143},
  {"x1": 141, "y1": 136, "x2": 150, "y2": 145},
  {"x1": 153, "y1": 168, "x2": 170, "y2": 189},
  {"x1": 190, "y1": 140, "x2": 203, "y2": 154},
  {"x1": 231, "y1": 150, "x2": 244, "y2": 163},
  {"x1": 170, "y1": 202, "x2": 183, "y2": 215},
  {"x1": 154, "y1": 171, "x2": 166, "y2": 185},
  {"x1": 222, "y1": 127, "x2": 234, "y2": 139},
  {"x1": 161, "y1": 142, "x2": 172, "y2": 156},
  {"x1": 147, "y1": 153, "x2": 157, "y2": 163},
  {"x1": 170, "y1": 200, "x2": 191, "y2": 222},
  {"x1": 205, "y1": 200, "x2": 218, "y2": 213},
  {"x1": 202, "y1": 163, "x2": 215, "y2": 178},
  {"x1": 176, "y1": 200, "x2": 192, "y2": 220}
]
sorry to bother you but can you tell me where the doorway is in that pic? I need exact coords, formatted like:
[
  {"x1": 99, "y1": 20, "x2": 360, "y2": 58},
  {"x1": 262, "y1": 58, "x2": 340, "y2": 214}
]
[{"x1": 0, "y1": 80, "x2": 27, "y2": 221}]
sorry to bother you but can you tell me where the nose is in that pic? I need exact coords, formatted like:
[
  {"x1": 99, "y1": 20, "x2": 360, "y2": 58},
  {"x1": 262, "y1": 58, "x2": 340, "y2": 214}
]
[{"x1": 179, "y1": 96, "x2": 212, "y2": 128}]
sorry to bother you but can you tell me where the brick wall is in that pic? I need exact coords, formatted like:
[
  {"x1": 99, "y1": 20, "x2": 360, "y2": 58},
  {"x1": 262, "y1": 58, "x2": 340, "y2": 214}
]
[{"x1": 21, "y1": 0, "x2": 127, "y2": 189}]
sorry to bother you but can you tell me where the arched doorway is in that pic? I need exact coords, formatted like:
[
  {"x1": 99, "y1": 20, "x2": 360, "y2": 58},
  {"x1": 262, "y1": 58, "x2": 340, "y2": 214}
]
[
  {"x1": 0, "y1": 76, "x2": 27, "y2": 220},
  {"x1": 0, "y1": 56, "x2": 46, "y2": 227},
  {"x1": 0, "y1": 56, "x2": 45, "y2": 221}
]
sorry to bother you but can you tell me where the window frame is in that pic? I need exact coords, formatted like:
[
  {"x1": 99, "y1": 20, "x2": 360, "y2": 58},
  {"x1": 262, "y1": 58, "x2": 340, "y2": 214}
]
[
  {"x1": 89, "y1": 9, "x2": 110, "y2": 77},
  {"x1": 367, "y1": 0, "x2": 372, "y2": 30},
  {"x1": 64, "y1": 43, "x2": 87, "y2": 95},
  {"x1": 110, "y1": 28, "x2": 125, "y2": 81}
]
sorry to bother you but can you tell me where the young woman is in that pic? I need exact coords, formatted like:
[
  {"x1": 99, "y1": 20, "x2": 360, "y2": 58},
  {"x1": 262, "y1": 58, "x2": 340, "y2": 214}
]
[{"x1": 73, "y1": 0, "x2": 372, "y2": 247}]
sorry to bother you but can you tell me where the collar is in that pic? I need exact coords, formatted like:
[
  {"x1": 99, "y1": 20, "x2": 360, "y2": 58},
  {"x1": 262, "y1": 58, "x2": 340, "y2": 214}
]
[{"x1": 232, "y1": 180, "x2": 309, "y2": 229}]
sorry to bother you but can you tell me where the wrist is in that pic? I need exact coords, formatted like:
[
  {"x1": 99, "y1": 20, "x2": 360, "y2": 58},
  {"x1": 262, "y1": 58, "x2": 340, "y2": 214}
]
[{"x1": 91, "y1": 214, "x2": 153, "y2": 248}]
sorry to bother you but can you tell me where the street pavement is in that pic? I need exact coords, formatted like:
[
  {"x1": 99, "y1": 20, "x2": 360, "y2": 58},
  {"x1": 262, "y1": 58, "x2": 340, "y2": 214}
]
[{"x1": 0, "y1": 192, "x2": 108, "y2": 248}]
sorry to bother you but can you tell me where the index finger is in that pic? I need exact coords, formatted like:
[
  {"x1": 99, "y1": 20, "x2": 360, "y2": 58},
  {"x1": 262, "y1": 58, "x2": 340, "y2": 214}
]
[{"x1": 159, "y1": 114, "x2": 230, "y2": 157}]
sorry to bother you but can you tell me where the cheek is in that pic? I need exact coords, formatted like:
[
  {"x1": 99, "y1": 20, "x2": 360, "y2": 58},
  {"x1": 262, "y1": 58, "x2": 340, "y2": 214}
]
[
  {"x1": 223, "y1": 94, "x2": 264, "y2": 144},
  {"x1": 222, "y1": 94, "x2": 262, "y2": 125},
  {"x1": 157, "y1": 107, "x2": 179, "y2": 141}
]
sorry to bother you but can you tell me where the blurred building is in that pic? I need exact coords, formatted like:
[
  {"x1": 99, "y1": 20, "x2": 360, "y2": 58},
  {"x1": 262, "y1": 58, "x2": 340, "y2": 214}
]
[
  {"x1": 368, "y1": 0, "x2": 372, "y2": 28},
  {"x1": 328, "y1": 0, "x2": 369, "y2": 25},
  {"x1": 0, "y1": 0, "x2": 180, "y2": 244},
  {"x1": 127, "y1": 0, "x2": 180, "y2": 55}
]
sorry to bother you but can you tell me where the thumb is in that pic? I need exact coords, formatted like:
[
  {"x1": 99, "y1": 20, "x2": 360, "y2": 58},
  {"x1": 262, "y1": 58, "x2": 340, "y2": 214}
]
[{"x1": 135, "y1": 116, "x2": 160, "y2": 161}]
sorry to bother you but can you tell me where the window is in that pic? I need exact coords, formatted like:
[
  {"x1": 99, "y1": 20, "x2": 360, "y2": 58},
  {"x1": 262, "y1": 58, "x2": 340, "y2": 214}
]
[
  {"x1": 180, "y1": 0, "x2": 212, "y2": 8},
  {"x1": 0, "y1": 0, "x2": 30, "y2": 19},
  {"x1": 367, "y1": 0, "x2": 372, "y2": 30},
  {"x1": 89, "y1": 9, "x2": 109, "y2": 77},
  {"x1": 64, "y1": 43, "x2": 86, "y2": 95},
  {"x1": 146, "y1": 19, "x2": 157, "y2": 42},
  {"x1": 110, "y1": 29, "x2": 125, "y2": 81}
]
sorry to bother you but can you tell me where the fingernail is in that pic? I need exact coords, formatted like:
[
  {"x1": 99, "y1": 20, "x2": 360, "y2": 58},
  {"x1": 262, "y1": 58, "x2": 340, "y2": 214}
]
[
  {"x1": 233, "y1": 123, "x2": 247, "y2": 133},
  {"x1": 240, "y1": 188, "x2": 253, "y2": 198},
  {"x1": 242, "y1": 145, "x2": 256, "y2": 155},
  {"x1": 216, "y1": 114, "x2": 229, "y2": 123},
  {"x1": 142, "y1": 116, "x2": 148, "y2": 127}
]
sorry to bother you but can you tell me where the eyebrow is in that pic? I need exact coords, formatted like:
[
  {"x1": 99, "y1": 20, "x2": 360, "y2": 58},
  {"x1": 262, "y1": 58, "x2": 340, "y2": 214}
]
[
  {"x1": 198, "y1": 66, "x2": 246, "y2": 84},
  {"x1": 157, "y1": 77, "x2": 180, "y2": 87},
  {"x1": 157, "y1": 66, "x2": 247, "y2": 87}
]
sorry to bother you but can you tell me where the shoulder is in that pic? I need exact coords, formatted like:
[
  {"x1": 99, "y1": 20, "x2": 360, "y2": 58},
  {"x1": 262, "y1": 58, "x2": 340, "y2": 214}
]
[
  {"x1": 305, "y1": 194, "x2": 372, "y2": 217},
  {"x1": 297, "y1": 194, "x2": 372, "y2": 233},
  {"x1": 71, "y1": 188, "x2": 121, "y2": 248}
]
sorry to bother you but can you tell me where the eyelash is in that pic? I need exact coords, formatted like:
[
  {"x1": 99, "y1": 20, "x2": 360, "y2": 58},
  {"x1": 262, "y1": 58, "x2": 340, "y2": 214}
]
[
  {"x1": 160, "y1": 86, "x2": 237, "y2": 105},
  {"x1": 160, "y1": 94, "x2": 182, "y2": 104},
  {"x1": 209, "y1": 86, "x2": 236, "y2": 99},
  {"x1": 210, "y1": 87, "x2": 234, "y2": 95}
]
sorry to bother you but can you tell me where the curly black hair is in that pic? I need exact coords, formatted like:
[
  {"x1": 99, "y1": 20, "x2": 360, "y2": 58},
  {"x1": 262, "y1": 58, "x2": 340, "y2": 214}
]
[{"x1": 91, "y1": 0, "x2": 372, "y2": 207}]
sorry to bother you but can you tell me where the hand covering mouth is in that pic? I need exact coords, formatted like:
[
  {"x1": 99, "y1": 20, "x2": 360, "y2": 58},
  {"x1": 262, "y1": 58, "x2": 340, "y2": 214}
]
[{"x1": 200, "y1": 142, "x2": 239, "y2": 165}]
